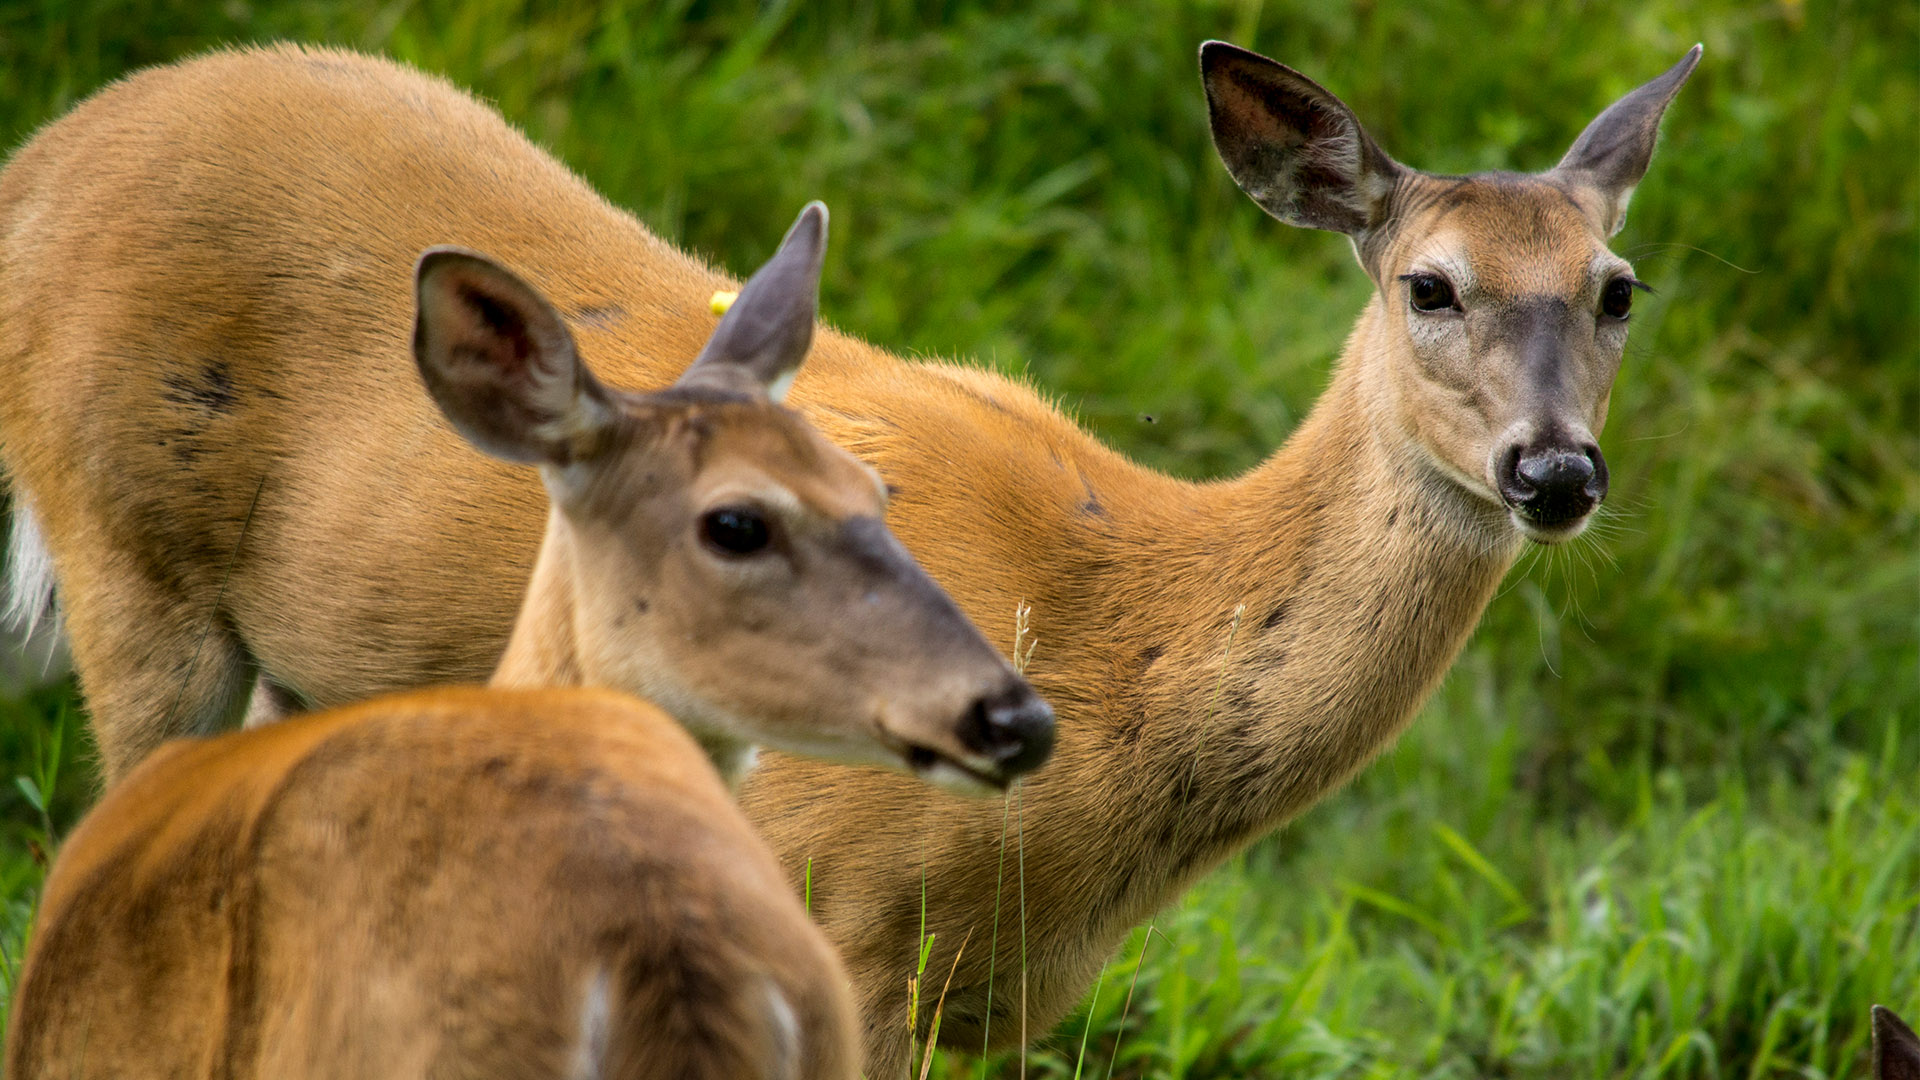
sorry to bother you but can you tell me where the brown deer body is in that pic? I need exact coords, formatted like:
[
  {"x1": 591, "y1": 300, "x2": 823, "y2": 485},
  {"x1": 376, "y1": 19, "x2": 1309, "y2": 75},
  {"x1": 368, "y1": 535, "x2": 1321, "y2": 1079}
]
[
  {"x1": 5, "y1": 203, "x2": 1048, "y2": 1078},
  {"x1": 0, "y1": 43, "x2": 1696, "y2": 1071},
  {"x1": 8, "y1": 688, "x2": 856, "y2": 1080}
]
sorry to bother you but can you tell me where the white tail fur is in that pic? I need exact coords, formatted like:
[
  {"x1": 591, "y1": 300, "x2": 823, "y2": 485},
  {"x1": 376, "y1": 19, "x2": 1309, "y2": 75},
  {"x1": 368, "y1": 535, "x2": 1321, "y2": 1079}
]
[
  {"x1": 1, "y1": 500, "x2": 68, "y2": 694},
  {"x1": 4, "y1": 501, "x2": 59, "y2": 636}
]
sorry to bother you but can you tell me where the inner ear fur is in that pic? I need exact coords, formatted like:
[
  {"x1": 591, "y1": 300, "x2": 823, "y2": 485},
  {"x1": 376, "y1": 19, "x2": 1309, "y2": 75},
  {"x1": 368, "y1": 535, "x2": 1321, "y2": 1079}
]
[
  {"x1": 413, "y1": 247, "x2": 618, "y2": 467},
  {"x1": 1200, "y1": 40, "x2": 1402, "y2": 237}
]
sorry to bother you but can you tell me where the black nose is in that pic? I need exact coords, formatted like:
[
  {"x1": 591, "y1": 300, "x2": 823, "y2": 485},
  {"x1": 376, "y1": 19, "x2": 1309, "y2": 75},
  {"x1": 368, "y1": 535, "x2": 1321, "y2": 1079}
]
[
  {"x1": 960, "y1": 683, "x2": 1056, "y2": 778},
  {"x1": 1497, "y1": 443, "x2": 1608, "y2": 526}
]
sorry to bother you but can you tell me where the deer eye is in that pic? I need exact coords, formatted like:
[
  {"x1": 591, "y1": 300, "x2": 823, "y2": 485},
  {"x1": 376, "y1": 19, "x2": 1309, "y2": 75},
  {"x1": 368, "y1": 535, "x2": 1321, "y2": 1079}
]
[
  {"x1": 1601, "y1": 277, "x2": 1635, "y2": 320},
  {"x1": 701, "y1": 507, "x2": 772, "y2": 556},
  {"x1": 1404, "y1": 273, "x2": 1459, "y2": 313}
]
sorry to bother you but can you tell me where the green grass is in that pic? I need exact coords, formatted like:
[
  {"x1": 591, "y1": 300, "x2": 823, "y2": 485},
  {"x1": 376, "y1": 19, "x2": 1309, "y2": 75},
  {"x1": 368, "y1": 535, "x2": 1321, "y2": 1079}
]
[{"x1": 0, "y1": 1, "x2": 1915, "y2": 1075}]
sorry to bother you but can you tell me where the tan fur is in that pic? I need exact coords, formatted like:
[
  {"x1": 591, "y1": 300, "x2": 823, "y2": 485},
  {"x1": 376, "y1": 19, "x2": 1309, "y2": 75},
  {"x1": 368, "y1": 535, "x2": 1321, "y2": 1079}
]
[
  {"x1": 5, "y1": 688, "x2": 858, "y2": 1080},
  {"x1": 0, "y1": 44, "x2": 1687, "y2": 1071}
]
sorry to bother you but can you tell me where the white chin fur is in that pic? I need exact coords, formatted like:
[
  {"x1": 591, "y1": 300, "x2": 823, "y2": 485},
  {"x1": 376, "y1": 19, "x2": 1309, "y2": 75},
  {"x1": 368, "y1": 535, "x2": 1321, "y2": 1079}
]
[
  {"x1": 917, "y1": 758, "x2": 1004, "y2": 797},
  {"x1": 1512, "y1": 511, "x2": 1592, "y2": 545}
]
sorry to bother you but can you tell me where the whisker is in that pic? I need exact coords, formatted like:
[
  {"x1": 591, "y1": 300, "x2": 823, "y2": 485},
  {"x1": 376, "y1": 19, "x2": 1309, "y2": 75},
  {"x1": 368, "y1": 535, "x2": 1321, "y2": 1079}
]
[
  {"x1": 1623, "y1": 241, "x2": 1760, "y2": 275},
  {"x1": 1630, "y1": 424, "x2": 1693, "y2": 443}
]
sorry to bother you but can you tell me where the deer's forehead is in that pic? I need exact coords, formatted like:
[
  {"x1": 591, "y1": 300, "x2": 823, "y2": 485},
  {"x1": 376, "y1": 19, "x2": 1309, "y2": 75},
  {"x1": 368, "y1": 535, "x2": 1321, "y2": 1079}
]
[
  {"x1": 687, "y1": 416, "x2": 884, "y2": 519},
  {"x1": 1392, "y1": 175, "x2": 1613, "y2": 296}
]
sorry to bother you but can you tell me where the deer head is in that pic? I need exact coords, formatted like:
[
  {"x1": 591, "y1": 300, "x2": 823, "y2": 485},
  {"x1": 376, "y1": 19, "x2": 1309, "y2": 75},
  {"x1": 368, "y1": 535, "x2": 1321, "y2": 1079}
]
[
  {"x1": 1203, "y1": 42, "x2": 1700, "y2": 542},
  {"x1": 413, "y1": 203, "x2": 1054, "y2": 790}
]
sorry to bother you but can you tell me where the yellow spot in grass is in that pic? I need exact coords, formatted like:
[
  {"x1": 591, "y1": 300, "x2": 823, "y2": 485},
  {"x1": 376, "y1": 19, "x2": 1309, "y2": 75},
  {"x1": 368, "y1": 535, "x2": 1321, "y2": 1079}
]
[{"x1": 709, "y1": 290, "x2": 738, "y2": 315}]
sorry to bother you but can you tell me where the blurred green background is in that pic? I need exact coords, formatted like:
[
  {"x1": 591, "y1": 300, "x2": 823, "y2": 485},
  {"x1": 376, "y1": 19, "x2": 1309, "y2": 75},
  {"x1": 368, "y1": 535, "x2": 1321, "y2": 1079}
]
[{"x1": 0, "y1": 1, "x2": 1914, "y2": 1076}]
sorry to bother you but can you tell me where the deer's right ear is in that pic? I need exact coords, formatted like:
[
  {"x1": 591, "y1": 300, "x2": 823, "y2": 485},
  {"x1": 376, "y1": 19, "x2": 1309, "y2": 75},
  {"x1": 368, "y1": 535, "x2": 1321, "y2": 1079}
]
[
  {"x1": 1200, "y1": 41, "x2": 1402, "y2": 237},
  {"x1": 413, "y1": 248, "x2": 618, "y2": 467}
]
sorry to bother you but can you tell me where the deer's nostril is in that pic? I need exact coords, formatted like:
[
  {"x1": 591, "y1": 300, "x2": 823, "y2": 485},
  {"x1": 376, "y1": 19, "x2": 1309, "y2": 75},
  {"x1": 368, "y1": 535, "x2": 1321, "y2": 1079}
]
[
  {"x1": 960, "y1": 687, "x2": 1055, "y2": 776},
  {"x1": 1495, "y1": 444, "x2": 1526, "y2": 492}
]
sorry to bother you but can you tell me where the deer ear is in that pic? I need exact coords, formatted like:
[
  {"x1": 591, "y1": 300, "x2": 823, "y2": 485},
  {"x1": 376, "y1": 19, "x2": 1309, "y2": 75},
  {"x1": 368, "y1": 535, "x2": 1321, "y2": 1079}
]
[
  {"x1": 413, "y1": 248, "x2": 618, "y2": 467},
  {"x1": 1551, "y1": 45, "x2": 1702, "y2": 236},
  {"x1": 1875, "y1": 1006, "x2": 1920, "y2": 1080},
  {"x1": 1200, "y1": 40, "x2": 1401, "y2": 237},
  {"x1": 677, "y1": 202, "x2": 827, "y2": 404}
]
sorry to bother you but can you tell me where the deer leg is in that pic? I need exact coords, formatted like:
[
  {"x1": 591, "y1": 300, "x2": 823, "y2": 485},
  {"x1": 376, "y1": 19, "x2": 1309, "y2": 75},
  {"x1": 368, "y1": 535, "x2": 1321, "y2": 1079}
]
[{"x1": 59, "y1": 541, "x2": 252, "y2": 781}]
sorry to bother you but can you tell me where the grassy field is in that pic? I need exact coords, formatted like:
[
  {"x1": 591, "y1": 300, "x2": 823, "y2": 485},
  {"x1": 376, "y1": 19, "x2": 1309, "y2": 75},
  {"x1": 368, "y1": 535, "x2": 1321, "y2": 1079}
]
[{"x1": 1, "y1": 1, "x2": 1915, "y2": 1076}]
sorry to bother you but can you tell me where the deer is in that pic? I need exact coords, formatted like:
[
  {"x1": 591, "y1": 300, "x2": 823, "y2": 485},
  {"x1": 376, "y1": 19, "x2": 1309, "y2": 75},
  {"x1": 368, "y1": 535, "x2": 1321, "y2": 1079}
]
[
  {"x1": 0, "y1": 41, "x2": 1698, "y2": 1073},
  {"x1": 8, "y1": 688, "x2": 857, "y2": 1080},
  {"x1": 5, "y1": 202, "x2": 1053, "y2": 1079}
]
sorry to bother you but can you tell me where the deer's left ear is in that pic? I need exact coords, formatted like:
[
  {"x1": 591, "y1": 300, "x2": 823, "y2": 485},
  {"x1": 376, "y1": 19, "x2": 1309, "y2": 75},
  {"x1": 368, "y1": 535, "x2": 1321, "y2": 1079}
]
[
  {"x1": 677, "y1": 202, "x2": 827, "y2": 405},
  {"x1": 1551, "y1": 45, "x2": 1702, "y2": 236}
]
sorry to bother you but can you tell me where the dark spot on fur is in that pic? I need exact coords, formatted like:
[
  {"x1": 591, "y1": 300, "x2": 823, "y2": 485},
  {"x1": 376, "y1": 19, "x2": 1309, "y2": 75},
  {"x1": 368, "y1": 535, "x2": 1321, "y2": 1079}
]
[
  {"x1": 1077, "y1": 472, "x2": 1105, "y2": 517},
  {"x1": 1262, "y1": 600, "x2": 1291, "y2": 632},
  {"x1": 1138, "y1": 644, "x2": 1164, "y2": 671},
  {"x1": 161, "y1": 359, "x2": 240, "y2": 416},
  {"x1": 632, "y1": 597, "x2": 650, "y2": 615},
  {"x1": 971, "y1": 389, "x2": 1013, "y2": 416},
  {"x1": 569, "y1": 304, "x2": 626, "y2": 331}
]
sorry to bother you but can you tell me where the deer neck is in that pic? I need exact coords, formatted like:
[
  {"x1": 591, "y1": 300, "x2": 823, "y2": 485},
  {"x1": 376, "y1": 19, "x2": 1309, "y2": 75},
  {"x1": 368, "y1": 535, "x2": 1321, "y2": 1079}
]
[
  {"x1": 490, "y1": 513, "x2": 587, "y2": 691},
  {"x1": 1057, "y1": 300, "x2": 1525, "y2": 886},
  {"x1": 489, "y1": 511, "x2": 757, "y2": 787}
]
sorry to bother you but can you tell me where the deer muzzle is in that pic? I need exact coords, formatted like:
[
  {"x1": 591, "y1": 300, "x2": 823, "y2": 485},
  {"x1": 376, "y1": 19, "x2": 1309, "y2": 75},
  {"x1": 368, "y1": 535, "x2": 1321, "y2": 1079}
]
[{"x1": 1496, "y1": 440, "x2": 1608, "y2": 538}]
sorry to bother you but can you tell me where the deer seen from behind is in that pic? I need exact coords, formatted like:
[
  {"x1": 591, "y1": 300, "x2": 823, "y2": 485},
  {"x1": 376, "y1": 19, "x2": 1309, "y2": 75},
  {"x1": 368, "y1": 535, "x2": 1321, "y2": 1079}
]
[
  {"x1": 0, "y1": 42, "x2": 1697, "y2": 1072},
  {"x1": 4, "y1": 204, "x2": 1050, "y2": 1080}
]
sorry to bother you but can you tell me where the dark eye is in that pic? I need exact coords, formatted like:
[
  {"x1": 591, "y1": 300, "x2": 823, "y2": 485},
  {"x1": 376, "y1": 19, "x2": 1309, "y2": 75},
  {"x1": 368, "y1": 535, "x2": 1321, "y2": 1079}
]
[
  {"x1": 1602, "y1": 278, "x2": 1635, "y2": 320},
  {"x1": 701, "y1": 507, "x2": 771, "y2": 556},
  {"x1": 1407, "y1": 274, "x2": 1458, "y2": 313}
]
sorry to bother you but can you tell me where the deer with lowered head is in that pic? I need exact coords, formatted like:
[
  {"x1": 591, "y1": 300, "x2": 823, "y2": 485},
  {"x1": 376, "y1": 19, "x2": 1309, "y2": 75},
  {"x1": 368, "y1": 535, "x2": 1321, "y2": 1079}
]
[
  {"x1": 0, "y1": 41, "x2": 1697, "y2": 1071},
  {"x1": 5, "y1": 204, "x2": 1051, "y2": 1079}
]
